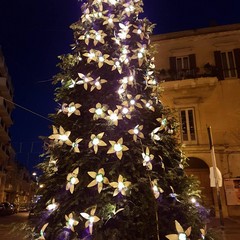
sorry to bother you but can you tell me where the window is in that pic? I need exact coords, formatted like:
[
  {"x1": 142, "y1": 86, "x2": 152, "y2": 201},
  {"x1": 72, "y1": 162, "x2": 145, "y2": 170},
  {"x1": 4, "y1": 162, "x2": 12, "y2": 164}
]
[
  {"x1": 180, "y1": 108, "x2": 197, "y2": 143},
  {"x1": 176, "y1": 56, "x2": 190, "y2": 71},
  {"x1": 221, "y1": 51, "x2": 237, "y2": 78}
]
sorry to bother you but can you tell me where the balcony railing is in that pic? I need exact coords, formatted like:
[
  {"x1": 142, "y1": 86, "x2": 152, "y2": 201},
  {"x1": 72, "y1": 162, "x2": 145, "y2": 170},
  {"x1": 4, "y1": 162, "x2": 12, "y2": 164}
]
[{"x1": 157, "y1": 66, "x2": 221, "y2": 82}]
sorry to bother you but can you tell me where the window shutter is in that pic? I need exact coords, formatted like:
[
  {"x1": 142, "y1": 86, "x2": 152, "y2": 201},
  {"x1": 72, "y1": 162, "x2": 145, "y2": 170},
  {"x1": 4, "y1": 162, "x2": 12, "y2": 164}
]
[
  {"x1": 169, "y1": 57, "x2": 177, "y2": 80},
  {"x1": 189, "y1": 54, "x2": 197, "y2": 76},
  {"x1": 214, "y1": 51, "x2": 224, "y2": 80},
  {"x1": 234, "y1": 48, "x2": 240, "y2": 78}
]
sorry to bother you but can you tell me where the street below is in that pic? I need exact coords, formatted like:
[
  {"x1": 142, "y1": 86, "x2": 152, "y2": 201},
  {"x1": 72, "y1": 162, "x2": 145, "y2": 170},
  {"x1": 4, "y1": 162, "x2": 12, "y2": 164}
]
[{"x1": 0, "y1": 212, "x2": 29, "y2": 240}]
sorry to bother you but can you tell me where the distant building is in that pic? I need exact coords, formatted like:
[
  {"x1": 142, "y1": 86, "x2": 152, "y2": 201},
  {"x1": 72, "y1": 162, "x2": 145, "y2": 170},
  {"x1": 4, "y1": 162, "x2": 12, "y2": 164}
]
[
  {"x1": 0, "y1": 47, "x2": 34, "y2": 204},
  {"x1": 152, "y1": 23, "x2": 240, "y2": 217}
]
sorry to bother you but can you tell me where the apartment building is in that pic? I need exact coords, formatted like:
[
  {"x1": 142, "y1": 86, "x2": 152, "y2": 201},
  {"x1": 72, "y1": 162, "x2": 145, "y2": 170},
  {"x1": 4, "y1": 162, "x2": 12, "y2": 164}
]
[
  {"x1": 0, "y1": 47, "x2": 14, "y2": 202},
  {"x1": 0, "y1": 48, "x2": 34, "y2": 205},
  {"x1": 152, "y1": 23, "x2": 240, "y2": 217}
]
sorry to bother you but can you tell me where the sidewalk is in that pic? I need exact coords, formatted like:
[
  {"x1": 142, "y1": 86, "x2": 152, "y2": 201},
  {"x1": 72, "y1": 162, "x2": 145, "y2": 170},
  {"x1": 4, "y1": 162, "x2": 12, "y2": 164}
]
[{"x1": 208, "y1": 217, "x2": 240, "y2": 240}]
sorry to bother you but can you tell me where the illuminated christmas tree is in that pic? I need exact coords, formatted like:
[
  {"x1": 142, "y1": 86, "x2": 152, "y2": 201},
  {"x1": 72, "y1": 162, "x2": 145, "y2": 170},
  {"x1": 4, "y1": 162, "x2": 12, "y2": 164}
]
[{"x1": 31, "y1": 0, "x2": 212, "y2": 239}]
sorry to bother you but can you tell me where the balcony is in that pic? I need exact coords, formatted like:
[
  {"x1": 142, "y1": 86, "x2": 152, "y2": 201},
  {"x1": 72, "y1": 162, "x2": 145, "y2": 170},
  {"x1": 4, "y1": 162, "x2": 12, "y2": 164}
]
[
  {"x1": 0, "y1": 77, "x2": 13, "y2": 100},
  {"x1": 0, "y1": 97, "x2": 13, "y2": 126},
  {"x1": 158, "y1": 67, "x2": 218, "y2": 102},
  {"x1": 0, "y1": 118, "x2": 10, "y2": 143}
]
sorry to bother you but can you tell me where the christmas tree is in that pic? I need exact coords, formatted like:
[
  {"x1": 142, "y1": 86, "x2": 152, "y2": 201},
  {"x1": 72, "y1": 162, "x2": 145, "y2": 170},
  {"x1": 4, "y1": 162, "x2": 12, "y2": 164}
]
[{"x1": 31, "y1": 0, "x2": 212, "y2": 239}]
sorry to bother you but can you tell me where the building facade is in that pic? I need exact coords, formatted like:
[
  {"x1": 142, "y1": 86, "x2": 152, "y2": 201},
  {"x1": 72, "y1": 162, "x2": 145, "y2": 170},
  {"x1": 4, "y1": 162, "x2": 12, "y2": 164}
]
[
  {"x1": 0, "y1": 48, "x2": 33, "y2": 205},
  {"x1": 152, "y1": 24, "x2": 240, "y2": 217}
]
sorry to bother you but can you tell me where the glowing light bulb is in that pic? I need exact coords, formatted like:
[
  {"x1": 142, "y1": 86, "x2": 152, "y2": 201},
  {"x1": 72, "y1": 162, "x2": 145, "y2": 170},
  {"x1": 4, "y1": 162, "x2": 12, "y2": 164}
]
[
  {"x1": 122, "y1": 48, "x2": 128, "y2": 54},
  {"x1": 108, "y1": 18, "x2": 113, "y2": 24},
  {"x1": 130, "y1": 99, "x2": 135, "y2": 105},
  {"x1": 118, "y1": 88, "x2": 125, "y2": 95},
  {"x1": 68, "y1": 106, "x2": 76, "y2": 113},
  {"x1": 190, "y1": 197, "x2": 197, "y2": 204},
  {"x1": 59, "y1": 135, "x2": 68, "y2": 141},
  {"x1": 138, "y1": 52, "x2": 143, "y2": 59},
  {"x1": 110, "y1": 113, "x2": 118, "y2": 121},
  {"x1": 144, "y1": 155, "x2": 150, "y2": 162},
  {"x1": 96, "y1": 108, "x2": 103, "y2": 115},
  {"x1": 133, "y1": 128, "x2": 139, "y2": 135},
  {"x1": 96, "y1": 34, "x2": 101, "y2": 41},
  {"x1": 137, "y1": 29, "x2": 142, "y2": 34},
  {"x1": 99, "y1": 56, "x2": 104, "y2": 62},
  {"x1": 129, "y1": 76, "x2": 134, "y2": 82},
  {"x1": 179, "y1": 233, "x2": 187, "y2": 240},
  {"x1": 114, "y1": 143, "x2": 122, "y2": 152},
  {"x1": 70, "y1": 177, "x2": 77, "y2": 185},
  {"x1": 118, "y1": 182, "x2": 125, "y2": 191},
  {"x1": 115, "y1": 61, "x2": 120, "y2": 67},
  {"x1": 152, "y1": 185, "x2": 158, "y2": 193},
  {"x1": 89, "y1": 52, "x2": 96, "y2": 59},
  {"x1": 47, "y1": 203, "x2": 57, "y2": 211},
  {"x1": 95, "y1": 81, "x2": 100, "y2": 86},
  {"x1": 92, "y1": 137, "x2": 100, "y2": 145},
  {"x1": 96, "y1": 174, "x2": 104, "y2": 182},
  {"x1": 122, "y1": 108, "x2": 129, "y2": 114},
  {"x1": 146, "y1": 103, "x2": 151, "y2": 108},
  {"x1": 122, "y1": 77, "x2": 128, "y2": 84},
  {"x1": 89, "y1": 216, "x2": 95, "y2": 224},
  {"x1": 68, "y1": 218, "x2": 75, "y2": 227}
]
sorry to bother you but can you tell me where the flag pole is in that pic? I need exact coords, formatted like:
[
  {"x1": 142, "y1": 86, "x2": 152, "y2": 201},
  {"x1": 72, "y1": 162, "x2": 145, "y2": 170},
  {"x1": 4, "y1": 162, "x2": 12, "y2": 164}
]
[{"x1": 207, "y1": 126, "x2": 224, "y2": 228}]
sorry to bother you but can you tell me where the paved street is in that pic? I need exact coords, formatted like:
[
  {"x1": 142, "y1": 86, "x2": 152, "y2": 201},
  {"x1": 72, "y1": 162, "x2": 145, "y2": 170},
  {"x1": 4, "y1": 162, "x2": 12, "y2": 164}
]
[
  {"x1": 0, "y1": 212, "x2": 29, "y2": 240},
  {"x1": 0, "y1": 213, "x2": 239, "y2": 239}
]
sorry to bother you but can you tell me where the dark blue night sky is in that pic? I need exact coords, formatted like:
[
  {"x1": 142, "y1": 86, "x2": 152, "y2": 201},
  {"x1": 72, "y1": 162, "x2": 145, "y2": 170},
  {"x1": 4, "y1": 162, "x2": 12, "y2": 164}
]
[{"x1": 0, "y1": 0, "x2": 240, "y2": 171}]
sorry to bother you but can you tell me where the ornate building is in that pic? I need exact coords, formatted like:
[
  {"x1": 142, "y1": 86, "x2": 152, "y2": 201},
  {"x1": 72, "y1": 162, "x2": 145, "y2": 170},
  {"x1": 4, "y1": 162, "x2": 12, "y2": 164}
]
[{"x1": 152, "y1": 23, "x2": 240, "y2": 217}]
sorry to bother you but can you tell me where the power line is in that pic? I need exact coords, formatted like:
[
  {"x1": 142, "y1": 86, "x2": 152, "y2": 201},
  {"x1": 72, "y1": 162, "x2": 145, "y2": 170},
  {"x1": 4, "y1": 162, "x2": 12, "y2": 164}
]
[{"x1": 3, "y1": 97, "x2": 53, "y2": 122}]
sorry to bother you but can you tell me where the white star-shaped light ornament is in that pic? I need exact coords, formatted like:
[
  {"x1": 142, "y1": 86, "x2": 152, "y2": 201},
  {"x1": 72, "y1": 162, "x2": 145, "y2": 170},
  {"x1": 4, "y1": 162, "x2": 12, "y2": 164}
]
[
  {"x1": 118, "y1": 23, "x2": 132, "y2": 40},
  {"x1": 89, "y1": 77, "x2": 107, "y2": 91},
  {"x1": 123, "y1": 94, "x2": 143, "y2": 110},
  {"x1": 119, "y1": 75, "x2": 135, "y2": 89},
  {"x1": 46, "y1": 198, "x2": 58, "y2": 211},
  {"x1": 80, "y1": 206, "x2": 100, "y2": 235},
  {"x1": 151, "y1": 127, "x2": 162, "y2": 143},
  {"x1": 107, "y1": 138, "x2": 129, "y2": 160},
  {"x1": 133, "y1": 23, "x2": 148, "y2": 40},
  {"x1": 119, "y1": 45, "x2": 131, "y2": 64},
  {"x1": 78, "y1": 32, "x2": 91, "y2": 45},
  {"x1": 49, "y1": 126, "x2": 72, "y2": 146},
  {"x1": 156, "y1": 115, "x2": 168, "y2": 131},
  {"x1": 151, "y1": 179, "x2": 164, "y2": 199},
  {"x1": 109, "y1": 175, "x2": 131, "y2": 196},
  {"x1": 142, "y1": 147, "x2": 154, "y2": 170},
  {"x1": 110, "y1": 58, "x2": 123, "y2": 74},
  {"x1": 107, "y1": 109, "x2": 122, "y2": 126},
  {"x1": 88, "y1": 132, "x2": 107, "y2": 154},
  {"x1": 108, "y1": 0, "x2": 119, "y2": 5},
  {"x1": 141, "y1": 99, "x2": 155, "y2": 112},
  {"x1": 97, "y1": 51, "x2": 110, "y2": 68},
  {"x1": 128, "y1": 125, "x2": 144, "y2": 142},
  {"x1": 166, "y1": 220, "x2": 191, "y2": 240},
  {"x1": 81, "y1": 8, "x2": 92, "y2": 23},
  {"x1": 87, "y1": 168, "x2": 109, "y2": 193},
  {"x1": 144, "y1": 69, "x2": 157, "y2": 86},
  {"x1": 71, "y1": 138, "x2": 83, "y2": 153},
  {"x1": 65, "y1": 213, "x2": 79, "y2": 232},
  {"x1": 78, "y1": 73, "x2": 94, "y2": 90},
  {"x1": 38, "y1": 223, "x2": 49, "y2": 240},
  {"x1": 89, "y1": 29, "x2": 107, "y2": 46},
  {"x1": 103, "y1": 14, "x2": 118, "y2": 27},
  {"x1": 132, "y1": 42, "x2": 147, "y2": 66},
  {"x1": 83, "y1": 49, "x2": 98, "y2": 63},
  {"x1": 89, "y1": 103, "x2": 108, "y2": 120},
  {"x1": 117, "y1": 105, "x2": 132, "y2": 119},
  {"x1": 123, "y1": 2, "x2": 135, "y2": 17},
  {"x1": 59, "y1": 102, "x2": 81, "y2": 117},
  {"x1": 66, "y1": 168, "x2": 79, "y2": 194}
]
